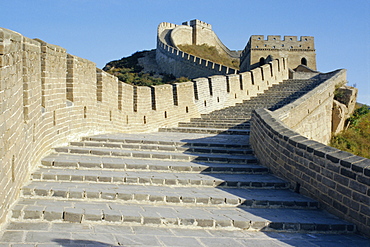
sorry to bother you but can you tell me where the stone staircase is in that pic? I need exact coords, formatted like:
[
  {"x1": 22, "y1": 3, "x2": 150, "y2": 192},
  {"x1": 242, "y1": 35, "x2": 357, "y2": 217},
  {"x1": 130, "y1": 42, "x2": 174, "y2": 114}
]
[
  {"x1": 7, "y1": 78, "x2": 357, "y2": 238},
  {"x1": 160, "y1": 79, "x2": 321, "y2": 135}
]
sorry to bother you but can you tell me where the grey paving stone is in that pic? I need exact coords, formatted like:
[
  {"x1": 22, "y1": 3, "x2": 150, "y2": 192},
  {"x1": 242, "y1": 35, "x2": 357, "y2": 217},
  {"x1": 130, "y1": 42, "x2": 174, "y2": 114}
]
[
  {"x1": 199, "y1": 237, "x2": 246, "y2": 247},
  {"x1": 0, "y1": 231, "x2": 24, "y2": 242},
  {"x1": 25, "y1": 231, "x2": 72, "y2": 243},
  {"x1": 236, "y1": 239, "x2": 289, "y2": 247},
  {"x1": 157, "y1": 236, "x2": 203, "y2": 246},
  {"x1": 70, "y1": 233, "x2": 117, "y2": 245},
  {"x1": 93, "y1": 225, "x2": 133, "y2": 234},
  {"x1": 6, "y1": 222, "x2": 50, "y2": 231},
  {"x1": 115, "y1": 234, "x2": 162, "y2": 246},
  {"x1": 131, "y1": 226, "x2": 173, "y2": 236},
  {"x1": 49, "y1": 222, "x2": 93, "y2": 233}
]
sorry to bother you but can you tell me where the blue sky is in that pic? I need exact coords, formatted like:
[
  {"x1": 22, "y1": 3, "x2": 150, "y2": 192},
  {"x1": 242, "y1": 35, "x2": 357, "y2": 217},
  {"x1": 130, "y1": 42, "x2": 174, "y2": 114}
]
[{"x1": 1, "y1": 0, "x2": 369, "y2": 104}]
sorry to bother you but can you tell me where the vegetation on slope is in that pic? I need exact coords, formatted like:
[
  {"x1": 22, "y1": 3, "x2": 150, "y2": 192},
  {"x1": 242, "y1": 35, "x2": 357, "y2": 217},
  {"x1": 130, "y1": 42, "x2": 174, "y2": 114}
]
[
  {"x1": 103, "y1": 50, "x2": 188, "y2": 87},
  {"x1": 330, "y1": 104, "x2": 370, "y2": 159},
  {"x1": 177, "y1": 44, "x2": 240, "y2": 69}
]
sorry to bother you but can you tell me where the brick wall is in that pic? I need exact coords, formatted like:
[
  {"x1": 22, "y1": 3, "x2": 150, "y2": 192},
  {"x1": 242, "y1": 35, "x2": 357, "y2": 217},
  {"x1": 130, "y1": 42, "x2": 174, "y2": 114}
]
[
  {"x1": 250, "y1": 72, "x2": 370, "y2": 236},
  {"x1": 0, "y1": 27, "x2": 289, "y2": 227},
  {"x1": 274, "y1": 70, "x2": 347, "y2": 144}
]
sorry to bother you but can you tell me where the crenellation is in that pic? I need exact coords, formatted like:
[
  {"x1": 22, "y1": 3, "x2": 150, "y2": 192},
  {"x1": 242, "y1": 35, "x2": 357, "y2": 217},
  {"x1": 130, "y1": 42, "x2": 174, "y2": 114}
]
[
  {"x1": 190, "y1": 19, "x2": 212, "y2": 30},
  {"x1": 240, "y1": 34, "x2": 316, "y2": 71},
  {"x1": 267, "y1": 35, "x2": 282, "y2": 41}
]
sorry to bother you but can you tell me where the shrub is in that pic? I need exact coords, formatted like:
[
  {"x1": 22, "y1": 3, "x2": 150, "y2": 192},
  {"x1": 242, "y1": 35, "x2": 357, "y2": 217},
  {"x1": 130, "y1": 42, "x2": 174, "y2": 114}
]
[
  {"x1": 330, "y1": 104, "x2": 370, "y2": 158},
  {"x1": 103, "y1": 51, "x2": 189, "y2": 86}
]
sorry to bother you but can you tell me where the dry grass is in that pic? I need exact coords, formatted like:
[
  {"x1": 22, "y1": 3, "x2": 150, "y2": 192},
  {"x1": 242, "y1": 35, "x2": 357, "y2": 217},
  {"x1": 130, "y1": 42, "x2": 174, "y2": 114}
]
[
  {"x1": 330, "y1": 105, "x2": 370, "y2": 159},
  {"x1": 178, "y1": 44, "x2": 239, "y2": 69}
]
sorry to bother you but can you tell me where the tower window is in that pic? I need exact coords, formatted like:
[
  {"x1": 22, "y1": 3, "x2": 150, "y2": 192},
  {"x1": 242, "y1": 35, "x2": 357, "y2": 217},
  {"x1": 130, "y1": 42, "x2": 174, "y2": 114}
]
[{"x1": 301, "y1": 57, "x2": 307, "y2": 66}]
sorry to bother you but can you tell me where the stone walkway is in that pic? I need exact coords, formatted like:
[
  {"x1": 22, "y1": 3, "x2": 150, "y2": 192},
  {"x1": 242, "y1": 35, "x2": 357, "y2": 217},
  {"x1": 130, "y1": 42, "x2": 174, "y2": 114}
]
[
  {"x1": 1, "y1": 221, "x2": 370, "y2": 246},
  {"x1": 1, "y1": 79, "x2": 369, "y2": 246}
]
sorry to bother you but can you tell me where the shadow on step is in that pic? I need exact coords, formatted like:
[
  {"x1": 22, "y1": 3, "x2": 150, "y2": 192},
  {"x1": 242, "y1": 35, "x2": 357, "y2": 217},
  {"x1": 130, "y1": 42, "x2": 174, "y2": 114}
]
[
  {"x1": 53, "y1": 238, "x2": 112, "y2": 246},
  {"x1": 176, "y1": 131, "x2": 355, "y2": 233}
]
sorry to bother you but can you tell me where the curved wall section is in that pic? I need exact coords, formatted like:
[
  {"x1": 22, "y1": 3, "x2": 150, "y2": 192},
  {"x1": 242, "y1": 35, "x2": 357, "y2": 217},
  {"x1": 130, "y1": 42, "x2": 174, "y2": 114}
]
[
  {"x1": 250, "y1": 69, "x2": 370, "y2": 236},
  {"x1": 156, "y1": 22, "x2": 239, "y2": 79},
  {"x1": 0, "y1": 26, "x2": 289, "y2": 227}
]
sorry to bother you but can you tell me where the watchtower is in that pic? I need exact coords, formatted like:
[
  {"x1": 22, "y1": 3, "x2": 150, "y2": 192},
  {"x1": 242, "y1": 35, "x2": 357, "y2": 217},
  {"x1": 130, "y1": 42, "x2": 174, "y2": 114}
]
[
  {"x1": 240, "y1": 35, "x2": 316, "y2": 72},
  {"x1": 180, "y1": 19, "x2": 213, "y2": 46}
]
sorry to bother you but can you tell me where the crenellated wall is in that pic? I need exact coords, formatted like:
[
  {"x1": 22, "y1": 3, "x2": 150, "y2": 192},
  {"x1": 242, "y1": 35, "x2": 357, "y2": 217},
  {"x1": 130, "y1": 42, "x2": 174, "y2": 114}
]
[
  {"x1": 250, "y1": 68, "x2": 370, "y2": 236},
  {"x1": 275, "y1": 70, "x2": 347, "y2": 144},
  {"x1": 240, "y1": 35, "x2": 316, "y2": 72},
  {"x1": 156, "y1": 22, "x2": 239, "y2": 79},
  {"x1": 0, "y1": 27, "x2": 289, "y2": 227}
]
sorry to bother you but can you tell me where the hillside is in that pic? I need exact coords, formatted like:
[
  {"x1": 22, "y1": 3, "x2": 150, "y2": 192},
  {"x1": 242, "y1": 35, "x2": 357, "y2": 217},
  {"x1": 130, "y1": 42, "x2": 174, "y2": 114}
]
[
  {"x1": 177, "y1": 44, "x2": 240, "y2": 69},
  {"x1": 330, "y1": 104, "x2": 370, "y2": 159},
  {"x1": 103, "y1": 50, "x2": 188, "y2": 86}
]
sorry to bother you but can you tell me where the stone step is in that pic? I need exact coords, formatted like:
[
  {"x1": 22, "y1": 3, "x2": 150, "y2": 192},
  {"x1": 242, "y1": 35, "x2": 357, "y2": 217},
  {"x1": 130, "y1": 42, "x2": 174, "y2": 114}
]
[
  {"x1": 21, "y1": 180, "x2": 307, "y2": 208},
  {"x1": 190, "y1": 118, "x2": 250, "y2": 124},
  {"x1": 69, "y1": 141, "x2": 253, "y2": 155},
  {"x1": 159, "y1": 127, "x2": 250, "y2": 135},
  {"x1": 12, "y1": 198, "x2": 355, "y2": 233},
  {"x1": 199, "y1": 115, "x2": 251, "y2": 120},
  {"x1": 31, "y1": 169, "x2": 285, "y2": 189},
  {"x1": 53, "y1": 146, "x2": 257, "y2": 164},
  {"x1": 178, "y1": 122, "x2": 250, "y2": 129},
  {"x1": 41, "y1": 153, "x2": 266, "y2": 174},
  {"x1": 83, "y1": 132, "x2": 250, "y2": 149}
]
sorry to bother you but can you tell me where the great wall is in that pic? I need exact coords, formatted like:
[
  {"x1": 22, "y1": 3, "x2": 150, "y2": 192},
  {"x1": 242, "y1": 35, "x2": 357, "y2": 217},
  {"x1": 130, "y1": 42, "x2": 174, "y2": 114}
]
[{"x1": 0, "y1": 20, "x2": 369, "y2": 245}]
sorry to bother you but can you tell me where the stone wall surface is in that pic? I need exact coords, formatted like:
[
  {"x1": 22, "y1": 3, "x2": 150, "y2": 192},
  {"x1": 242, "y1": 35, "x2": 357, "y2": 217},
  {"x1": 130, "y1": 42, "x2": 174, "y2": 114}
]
[
  {"x1": 0, "y1": 27, "x2": 289, "y2": 227},
  {"x1": 275, "y1": 70, "x2": 347, "y2": 144},
  {"x1": 250, "y1": 68, "x2": 370, "y2": 236},
  {"x1": 240, "y1": 35, "x2": 317, "y2": 72}
]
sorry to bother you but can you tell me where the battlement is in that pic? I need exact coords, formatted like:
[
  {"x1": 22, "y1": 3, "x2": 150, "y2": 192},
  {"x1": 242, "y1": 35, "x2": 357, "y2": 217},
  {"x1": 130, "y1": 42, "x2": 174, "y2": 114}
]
[
  {"x1": 188, "y1": 19, "x2": 212, "y2": 29},
  {"x1": 250, "y1": 35, "x2": 314, "y2": 42},
  {"x1": 247, "y1": 35, "x2": 315, "y2": 50},
  {"x1": 240, "y1": 34, "x2": 316, "y2": 72}
]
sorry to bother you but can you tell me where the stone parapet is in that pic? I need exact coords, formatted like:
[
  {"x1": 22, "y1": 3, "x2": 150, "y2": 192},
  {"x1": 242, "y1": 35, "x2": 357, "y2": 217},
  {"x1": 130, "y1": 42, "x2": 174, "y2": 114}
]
[
  {"x1": 0, "y1": 26, "x2": 289, "y2": 229},
  {"x1": 250, "y1": 96, "x2": 370, "y2": 237}
]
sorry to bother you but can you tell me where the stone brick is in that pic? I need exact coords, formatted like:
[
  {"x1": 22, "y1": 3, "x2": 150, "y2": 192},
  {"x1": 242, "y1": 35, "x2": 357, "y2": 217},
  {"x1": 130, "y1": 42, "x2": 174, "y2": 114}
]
[
  {"x1": 340, "y1": 156, "x2": 366, "y2": 169},
  {"x1": 349, "y1": 180, "x2": 368, "y2": 194},
  {"x1": 340, "y1": 168, "x2": 357, "y2": 180},
  {"x1": 23, "y1": 206, "x2": 44, "y2": 219},
  {"x1": 64, "y1": 208, "x2": 83, "y2": 223}
]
